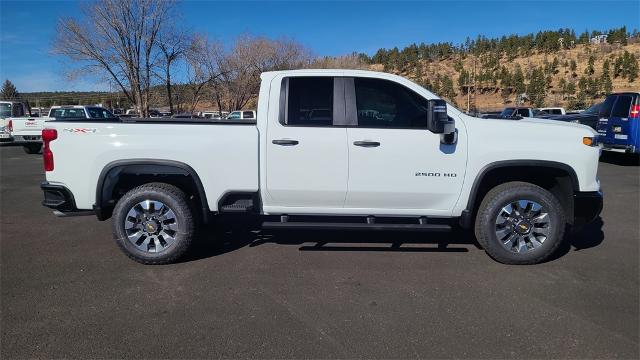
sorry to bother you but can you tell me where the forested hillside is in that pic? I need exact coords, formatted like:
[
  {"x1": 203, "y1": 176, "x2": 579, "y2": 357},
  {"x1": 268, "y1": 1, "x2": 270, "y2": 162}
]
[
  {"x1": 361, "y1": 27, "x2": 639, "y2": 111},
  {"x1": 13, "y1": 27, "x2": 640, "y2": 113}
]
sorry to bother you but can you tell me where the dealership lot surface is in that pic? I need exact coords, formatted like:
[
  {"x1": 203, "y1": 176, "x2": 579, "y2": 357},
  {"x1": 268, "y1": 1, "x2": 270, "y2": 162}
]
[{"x1": 1, "y1": 144, "x2": 638, "y2": 359}]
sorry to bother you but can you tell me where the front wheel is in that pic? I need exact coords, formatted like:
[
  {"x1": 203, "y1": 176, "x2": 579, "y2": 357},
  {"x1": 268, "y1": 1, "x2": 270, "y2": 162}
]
[
  {"x1": 112, "y1": 183, "x2": 195, "y2": 264},
  {"x1": 474, "y1": 182, "x2": 566, "y2": 265}
]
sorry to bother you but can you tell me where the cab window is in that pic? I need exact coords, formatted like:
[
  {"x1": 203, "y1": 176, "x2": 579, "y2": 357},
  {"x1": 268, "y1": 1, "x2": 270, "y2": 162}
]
[
  {"x1": 283, "y1": 77, "x2": 333, "y2": 126},
  {"x1": 227, "y1": 111, "x2": 241, "y2": 120},
  {"x1": 611, "y1": 96, "x2": 632, "y2": 118},
  {"x1": 354, "y1": 78, "x2": 427, "y2": 128}
]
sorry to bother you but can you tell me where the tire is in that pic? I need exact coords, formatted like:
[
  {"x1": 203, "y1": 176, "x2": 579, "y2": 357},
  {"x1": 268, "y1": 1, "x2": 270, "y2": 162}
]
[
  {"x1": 474, "y1": 181, "x2": 566, "y2": 265},
  {"x1": 112, "y1": 182, "x2": 195, "y2": 264},
  {"x1": 23, "y1": 144, "x2": 42, "y2": 154}
]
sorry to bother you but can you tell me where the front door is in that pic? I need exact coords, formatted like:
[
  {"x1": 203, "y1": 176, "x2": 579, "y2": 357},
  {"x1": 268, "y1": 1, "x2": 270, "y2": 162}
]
[
  {"x1": 265, "y1": 76, "x2": 349, "y2": 209},
  {"x1": 344, "y1": 77, "x2": 467, "y2": 215}
]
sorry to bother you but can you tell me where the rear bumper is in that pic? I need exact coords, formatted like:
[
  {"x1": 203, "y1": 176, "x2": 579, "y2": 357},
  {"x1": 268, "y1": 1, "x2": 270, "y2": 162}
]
[
  {"x1": 600, "y1": 142, "x2": 637, "y2": 153},
  {"x1": 573, "y1": 191, "x2": 603, "y2": 227},
  {"x1": 12, "y1": 135, "x2": 42, "y2": 143},
  {"x1": 41, "y1": 182, "x2": 94, "y2": 216}
]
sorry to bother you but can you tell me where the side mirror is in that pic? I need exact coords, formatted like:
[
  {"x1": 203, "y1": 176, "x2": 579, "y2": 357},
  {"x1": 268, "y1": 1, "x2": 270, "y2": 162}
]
[{"x1": 427, "y1": 99, "x2": 456, "y2": 144}]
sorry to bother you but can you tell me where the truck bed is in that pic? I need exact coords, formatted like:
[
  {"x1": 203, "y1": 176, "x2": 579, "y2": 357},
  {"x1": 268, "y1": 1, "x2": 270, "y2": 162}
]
[{"x1": 44, "y1": 119, "x2": 259, "y2": 211}]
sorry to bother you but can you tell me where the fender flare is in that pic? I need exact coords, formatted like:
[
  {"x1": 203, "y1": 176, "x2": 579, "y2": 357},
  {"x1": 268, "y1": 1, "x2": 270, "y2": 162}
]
[
  {"x1": 94, "y1": 159, "x2": 209, "y2": 221},
  {"x1": 459, "y1": 160, "x2": 579, "y2": 228}
]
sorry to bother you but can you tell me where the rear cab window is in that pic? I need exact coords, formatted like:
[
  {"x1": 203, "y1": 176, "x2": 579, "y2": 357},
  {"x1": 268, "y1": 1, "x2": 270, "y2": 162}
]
[
  {"x1": 51, "y1": 108, "x2": 86, "y2": 118},
  {"x1": 611, "y1": 96, "x2": 632, "y2": 118},
  {"x1": 0, "y1": 103, "x2": 11, "y2": 118},
  {"x1": 282, "y1": 77, "x2": 334, "y2": 126}
]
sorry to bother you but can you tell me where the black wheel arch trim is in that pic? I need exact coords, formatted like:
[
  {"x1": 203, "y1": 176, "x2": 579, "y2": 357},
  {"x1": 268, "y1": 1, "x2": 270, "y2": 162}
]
[
  {"x1": 95, "y1": 159, "x2": 210, "y2": 222},
  {"x1": 460, "y1": 160, "x2": 579, "y2": 228}
]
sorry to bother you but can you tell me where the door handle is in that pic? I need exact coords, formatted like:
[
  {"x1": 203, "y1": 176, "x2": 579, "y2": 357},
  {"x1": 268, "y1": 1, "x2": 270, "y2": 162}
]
[
  {"x1": 353, "y1": 140, "x2": 380, "y2": 147},
  {"x1": 272, "y1": 139, "x2": 299, "y2": 146}
]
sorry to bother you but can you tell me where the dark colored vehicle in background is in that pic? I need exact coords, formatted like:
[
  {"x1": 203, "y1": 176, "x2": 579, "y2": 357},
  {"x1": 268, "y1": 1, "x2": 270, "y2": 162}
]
[
  {"x1": 596, "y1": 92, "x2": 640, "y2": 154},
  {"x1": 547, "y1": 103, "x2": 601, "y2": 130},
  {"x1": 481, "y1": 107, "x2": 541, "y2": 119}
]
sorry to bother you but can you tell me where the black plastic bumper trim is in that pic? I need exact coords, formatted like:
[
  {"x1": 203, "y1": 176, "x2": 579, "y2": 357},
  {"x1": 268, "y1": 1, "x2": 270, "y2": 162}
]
[
  {"x1": 41, "y1": 182, "x2": 88, "y2": 215},
  {"x1": 573, "y1": 191, "x2": 603, "y2": 226}
]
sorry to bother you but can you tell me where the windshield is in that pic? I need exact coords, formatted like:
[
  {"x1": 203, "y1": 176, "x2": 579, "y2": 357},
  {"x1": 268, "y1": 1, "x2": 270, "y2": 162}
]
[
  {"x1": 0, "y1": 103, "x2": 11, "y2": 117},
  {"x1": 584, "y1": 103, "x2": 601, "y2": 115},
  {"x1": 500, "y1": 108, "x2": 516, "y2": 117}
]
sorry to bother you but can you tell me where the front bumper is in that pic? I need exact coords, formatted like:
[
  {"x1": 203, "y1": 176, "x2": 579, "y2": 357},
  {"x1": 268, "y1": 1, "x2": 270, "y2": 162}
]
[
  {"x1": 41, "y1": 182, "x2": 94, "y2": 216},
  {"x1": 573, "y1": 191, "x2": 603, "y2": 226}
]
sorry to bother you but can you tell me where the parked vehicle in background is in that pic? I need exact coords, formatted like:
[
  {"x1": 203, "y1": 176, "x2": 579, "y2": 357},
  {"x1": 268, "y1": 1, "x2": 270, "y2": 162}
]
[
  {"x1": 48, "y1": 105, "x2": 117, "y2": 120},
  {"x1": 227, "y1": 110, "x2": 256, "y2": 120},
  {"x1": 171, "y1": 113, "x2": 201, "y2": 119},
  {"x1": 545, "y1": 103, "x2": 601, "y2": 130},
  {"x1": 29, "y1": 107, "x2": 50, "y2": 117},
  {"x1": 1, "y1": 100, "x2": 30, "y2": 142},
  {"x1": 41, "y1": 69, "x2": 602, "y2": 266},
  {"x1": 10, "y1": 105, "x2": 117, "y2": 154},
  {"x1": 10, "y1": 115, "x2": 47, "y2": 153},
  {"x1": 199, "y1": 111, "x2": 229, "y2": 119},
  {"x1": 597, "y1": 92, "x2": 640, "y2": 154},
  {"x1": 483, "y1": 107, "x2": 541, "y2": 119},
  {"x1": 538, "y1": 107, "x2": 566, "y2": 116}
]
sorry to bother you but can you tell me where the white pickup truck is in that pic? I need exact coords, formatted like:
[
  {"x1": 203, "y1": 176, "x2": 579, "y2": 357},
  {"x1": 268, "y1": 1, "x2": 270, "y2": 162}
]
[
  {"x1": 41, "y1": 70, "x2": 603, "y2": 265},
  {"x1": 9, "y1": 105, "x2": 118, "y2": 153}
]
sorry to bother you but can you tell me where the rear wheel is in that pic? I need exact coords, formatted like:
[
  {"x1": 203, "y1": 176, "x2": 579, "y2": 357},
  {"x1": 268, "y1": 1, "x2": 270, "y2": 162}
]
[
  {"x1": 112, "y1": 183, "x2": 195, "y2": 264},
  {"x1": 23, "y1": 144, "x2": 42, "y2": 154},
  {"x1": 474, "y1": 182, "x2": 566, "y2": 265}
]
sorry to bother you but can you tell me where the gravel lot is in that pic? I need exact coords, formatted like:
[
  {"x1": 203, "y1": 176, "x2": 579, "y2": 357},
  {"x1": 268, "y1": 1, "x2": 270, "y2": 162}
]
[{"x1": 1, "y1": 144, "x2": 638, "y2": 359}]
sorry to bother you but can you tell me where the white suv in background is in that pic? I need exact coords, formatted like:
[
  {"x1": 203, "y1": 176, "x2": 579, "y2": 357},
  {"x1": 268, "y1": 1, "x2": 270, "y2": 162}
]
[{"x1": 227, "y1": 110, "x2": 256, "y2": 120}]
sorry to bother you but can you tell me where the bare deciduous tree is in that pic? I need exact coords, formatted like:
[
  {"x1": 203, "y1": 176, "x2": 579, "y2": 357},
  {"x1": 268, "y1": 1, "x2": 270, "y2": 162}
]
[
  {"x1": 211, "y1": 35, "x2": 312, "y2": 112},
  {"x1": 157, "y1": 25, "x2": 188, "y2": 114},
  {"x1": 54, "y1": 0, "x2": 175, "y2": 116}
]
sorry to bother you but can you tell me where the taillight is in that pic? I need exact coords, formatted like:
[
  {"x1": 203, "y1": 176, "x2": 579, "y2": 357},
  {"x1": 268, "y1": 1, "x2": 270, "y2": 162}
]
[
  {"x1": 7, "y1": 120, "x2": 12, "y2": 132},
  {"x1": 630, "y1": 104, "x2": 640, "y2": 119},
  {"x1": 42, "y1": 128, "x2": 57, "y2": 172}
]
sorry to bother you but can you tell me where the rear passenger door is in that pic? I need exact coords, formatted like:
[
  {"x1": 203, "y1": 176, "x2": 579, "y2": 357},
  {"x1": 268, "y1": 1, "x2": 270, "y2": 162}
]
[
  {"x1": 344, "y1": 77, "x2": 467, "y2": 215},
  {"x1": 264, "y1": 76, "x2": 349, "y2": 209}
]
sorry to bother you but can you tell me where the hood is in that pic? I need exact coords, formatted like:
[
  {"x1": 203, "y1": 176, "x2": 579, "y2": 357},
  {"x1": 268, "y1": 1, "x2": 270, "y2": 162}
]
[{"x1": 517, "y1": 116, "x2": 597, "y2": 133}]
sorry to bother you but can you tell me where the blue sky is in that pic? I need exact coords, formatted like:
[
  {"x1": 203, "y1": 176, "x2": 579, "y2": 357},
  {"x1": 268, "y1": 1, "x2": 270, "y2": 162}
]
[{"x1": 1, "y1": 0, "x2": 638, "y2": 92}]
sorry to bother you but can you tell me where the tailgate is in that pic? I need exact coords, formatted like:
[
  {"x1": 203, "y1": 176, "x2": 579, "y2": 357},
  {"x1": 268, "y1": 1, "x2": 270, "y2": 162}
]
[{"x1": 11, "y1": 117, "x2": 45, "y2": 136}]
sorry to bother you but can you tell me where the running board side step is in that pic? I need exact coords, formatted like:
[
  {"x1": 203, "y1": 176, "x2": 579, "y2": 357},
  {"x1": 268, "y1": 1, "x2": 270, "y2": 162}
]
[{"x1": 261, "y1": 221, "x2": 451, "y2": 232}]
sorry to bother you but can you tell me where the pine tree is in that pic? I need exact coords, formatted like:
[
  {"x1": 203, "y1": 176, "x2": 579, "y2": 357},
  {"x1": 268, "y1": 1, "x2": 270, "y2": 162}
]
[
  {"x1": 584, "y1": 55, "x2": 595, "y2": 76},
  {"x1": 570, "y1": 59, "x2": 577, "y2": 78},
  {"x1": 1, "y1": 79, "x2": 19, "y2": 100},
  {"x1": 600, "y1": 59, "x2": 612, "y2": 94},
  {"x1": 527, "y1": 67, "x2": 546, "y2": 107},
  {"x1": 457, "y1": 69, "x2": 470, "y2": 94},
  {"x1": 512, "y1": 64, "x2": 526, "y2": 94},
  {"x1": 622, "y1": 51, "x2": 638, "y2": 82}
]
